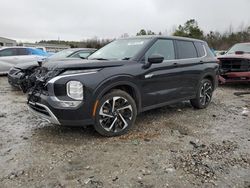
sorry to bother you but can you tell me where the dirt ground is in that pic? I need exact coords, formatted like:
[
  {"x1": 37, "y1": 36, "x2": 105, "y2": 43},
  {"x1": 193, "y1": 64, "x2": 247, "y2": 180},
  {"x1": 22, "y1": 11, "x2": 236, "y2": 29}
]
[{"x1": 0, "y1": 76, "x2": 249, "y2": 188}]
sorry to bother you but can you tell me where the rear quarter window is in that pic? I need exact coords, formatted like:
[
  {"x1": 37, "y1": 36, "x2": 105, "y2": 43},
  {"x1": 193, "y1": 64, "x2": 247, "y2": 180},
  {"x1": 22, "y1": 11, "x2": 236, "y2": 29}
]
[
  {"x1": 194, "y1": 42, "x2": 206, "y2": 57},
  {"x1": 176, "y1": 40, "x2": 198, "y2": 59}
]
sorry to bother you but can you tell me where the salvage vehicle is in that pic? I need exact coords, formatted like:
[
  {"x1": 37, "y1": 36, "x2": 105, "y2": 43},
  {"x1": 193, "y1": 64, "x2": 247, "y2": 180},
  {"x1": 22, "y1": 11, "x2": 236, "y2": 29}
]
[
  {"x1": 218, "y1": 42, "x2": 250, "y2": 83},
  {"x1": 26, "y1": 36, "x2": 218, "y2": 136},
  {"x1": 0, "y1": 47, "x2": 49, "y2": 75},
  {"x1": 8, "y1": 48, "x2": 96, "y2": 89}
]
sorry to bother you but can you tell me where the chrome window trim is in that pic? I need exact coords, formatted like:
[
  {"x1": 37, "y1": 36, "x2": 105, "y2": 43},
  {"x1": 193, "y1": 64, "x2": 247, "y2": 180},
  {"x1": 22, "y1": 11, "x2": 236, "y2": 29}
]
[{"x1": 157, "y1": 44, "x2": 207, "y2": 64}]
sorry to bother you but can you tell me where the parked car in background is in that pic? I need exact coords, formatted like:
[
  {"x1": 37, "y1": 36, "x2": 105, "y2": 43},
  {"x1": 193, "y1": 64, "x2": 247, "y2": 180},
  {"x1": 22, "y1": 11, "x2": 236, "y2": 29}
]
[
  {"x1": 8, "y1": 48, "x2": 96, "y2": 89},
  {"x1": 218, "y1": 42, "x2": 250, "y2": 84},
  {"x1": 0, "y1": 47, "x2": 49, "y2": 75},
  {"x1": 25, "y1": 36, "x2": 218, "y2": 136},
  {"x1": 214, "y1": 50, "x2": 227, "y2": 56}
]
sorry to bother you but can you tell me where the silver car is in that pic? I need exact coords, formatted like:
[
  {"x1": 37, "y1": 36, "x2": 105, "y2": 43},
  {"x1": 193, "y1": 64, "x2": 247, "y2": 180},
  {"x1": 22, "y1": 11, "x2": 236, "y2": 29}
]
[{"x1": 0, "y1": 47, "x2": 48, "y2": 75}]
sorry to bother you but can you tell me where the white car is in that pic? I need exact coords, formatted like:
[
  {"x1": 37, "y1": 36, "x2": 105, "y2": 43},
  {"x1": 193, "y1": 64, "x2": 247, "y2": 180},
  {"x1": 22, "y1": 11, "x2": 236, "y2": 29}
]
[{"x1": 0, "y1": 47, "x2": 49, "y2": 75}]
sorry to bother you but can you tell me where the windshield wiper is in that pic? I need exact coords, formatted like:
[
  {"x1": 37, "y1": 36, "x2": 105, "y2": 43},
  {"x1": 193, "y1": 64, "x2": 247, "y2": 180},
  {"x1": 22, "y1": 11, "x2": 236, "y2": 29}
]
[{"x1": 122, "y1": 57, "x2": 131, "y2": 60}]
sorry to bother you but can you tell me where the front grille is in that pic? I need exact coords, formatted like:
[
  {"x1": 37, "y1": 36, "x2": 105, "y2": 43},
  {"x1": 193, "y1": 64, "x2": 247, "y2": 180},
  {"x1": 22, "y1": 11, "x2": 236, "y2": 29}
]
[
  {"x1": 220, "y1": 59, "x2": 250, "y2": 72},
  {"x1": 29, "y1": 103, "x2": 50, "y2": 116}
]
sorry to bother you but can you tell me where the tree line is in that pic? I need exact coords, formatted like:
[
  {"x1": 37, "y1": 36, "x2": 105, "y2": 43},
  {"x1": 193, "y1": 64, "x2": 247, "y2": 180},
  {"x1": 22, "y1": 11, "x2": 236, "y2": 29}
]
[
  {"x1": 137, "y1": 19, "x2": 250, "y2": 50},
  {"x1": 37, "y1": 19, "x2": 250, "y2": 50}
]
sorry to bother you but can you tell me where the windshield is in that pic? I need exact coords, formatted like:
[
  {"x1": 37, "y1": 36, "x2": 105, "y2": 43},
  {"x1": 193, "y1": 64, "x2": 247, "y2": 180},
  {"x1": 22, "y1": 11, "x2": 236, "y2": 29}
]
[
  {"x1": 227, "y1": 43, "x2": 250, "y2": 54},
  {"x1": 88, "y1": 38, "x2": 150, "y2": 60},
  {"x1": 49, "y1": 49, "x2": 77, "y2": 59}
]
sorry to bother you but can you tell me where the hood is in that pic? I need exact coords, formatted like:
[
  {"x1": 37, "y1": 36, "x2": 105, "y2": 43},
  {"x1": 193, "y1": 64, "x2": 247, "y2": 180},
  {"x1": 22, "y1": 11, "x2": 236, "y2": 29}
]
[
  {"x1": 217, "y1": 53, "x2": 250, "y2": 60},
  {"x1": 13, "y1": 58, "x2": 79, "y2": 70},
  {"x1": 42, "y1": 58, "x2": 129, "y2": 70},
  {"x1": 14, "y1": 61, "x2": 39, "y2": 70}
]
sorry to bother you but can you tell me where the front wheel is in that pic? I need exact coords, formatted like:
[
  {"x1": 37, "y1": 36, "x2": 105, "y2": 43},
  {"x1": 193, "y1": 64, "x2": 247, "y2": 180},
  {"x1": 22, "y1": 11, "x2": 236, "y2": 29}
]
[
  {"x1": 190, "y1": 79, "x2": 213, "y2": 109},
  {"x1": 94, "y1": 89, "x2": 137, "y2": 137}
]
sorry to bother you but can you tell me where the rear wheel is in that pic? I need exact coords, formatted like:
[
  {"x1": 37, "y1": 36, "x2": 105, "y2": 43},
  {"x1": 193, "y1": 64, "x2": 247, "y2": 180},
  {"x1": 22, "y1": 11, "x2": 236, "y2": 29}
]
[
  {"x1": 94, "y1": 89, "x2": 137, "y2": 136},
  {"x1": 190, "y1": 79, "x2": 213, "y2": 109}
]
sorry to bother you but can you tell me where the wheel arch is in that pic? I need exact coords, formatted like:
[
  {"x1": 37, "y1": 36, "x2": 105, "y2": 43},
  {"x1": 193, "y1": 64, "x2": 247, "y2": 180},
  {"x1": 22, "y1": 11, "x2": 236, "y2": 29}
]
[
  {"x1": 199, "y1": 71, "x2": 217, "y2": 91},
  {"x1": 93, "y1": 77, "x2": 142, "y2": 113}
]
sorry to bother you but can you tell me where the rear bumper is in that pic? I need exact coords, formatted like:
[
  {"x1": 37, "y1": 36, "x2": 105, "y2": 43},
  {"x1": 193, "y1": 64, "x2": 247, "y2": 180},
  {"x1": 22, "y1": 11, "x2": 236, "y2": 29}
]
[{"x1": 219, "y1": 71, "x2": 250, "y2": 84}]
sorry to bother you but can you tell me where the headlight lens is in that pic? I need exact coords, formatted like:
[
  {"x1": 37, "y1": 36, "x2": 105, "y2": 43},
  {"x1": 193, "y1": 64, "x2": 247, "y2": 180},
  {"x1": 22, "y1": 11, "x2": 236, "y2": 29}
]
[{"x1": 66, "y1": 81, "x2": 83, "y2": 100}]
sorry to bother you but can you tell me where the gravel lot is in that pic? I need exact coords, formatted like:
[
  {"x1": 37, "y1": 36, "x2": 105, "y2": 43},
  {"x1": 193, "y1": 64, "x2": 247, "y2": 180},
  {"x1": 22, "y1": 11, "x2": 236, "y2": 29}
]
[{"x1": 0, "y1": 76, "x2": 249, "y2": 188}]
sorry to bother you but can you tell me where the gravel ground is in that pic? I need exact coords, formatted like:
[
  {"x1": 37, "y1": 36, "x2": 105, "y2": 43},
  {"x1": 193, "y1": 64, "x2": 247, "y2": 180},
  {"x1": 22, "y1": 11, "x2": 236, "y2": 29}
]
[{"x1": 0, "y1": 76, "x2": 249, "y2": 188}]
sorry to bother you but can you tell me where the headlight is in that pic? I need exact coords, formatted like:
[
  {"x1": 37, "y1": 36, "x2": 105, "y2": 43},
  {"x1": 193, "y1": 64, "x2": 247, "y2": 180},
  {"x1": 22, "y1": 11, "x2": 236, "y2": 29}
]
[{"x1": 66, "y1": 81, "x2": 83, "y2": 100}]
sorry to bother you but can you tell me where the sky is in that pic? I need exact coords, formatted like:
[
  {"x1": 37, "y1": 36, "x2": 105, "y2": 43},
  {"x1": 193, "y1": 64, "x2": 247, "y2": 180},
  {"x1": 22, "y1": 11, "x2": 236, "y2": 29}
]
[{"x1": 0, "y1": 0, "x2": 250, "y2": 42}]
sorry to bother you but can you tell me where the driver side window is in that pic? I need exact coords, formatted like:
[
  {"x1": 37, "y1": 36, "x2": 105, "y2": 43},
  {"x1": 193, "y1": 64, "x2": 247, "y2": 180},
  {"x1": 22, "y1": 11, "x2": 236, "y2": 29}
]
[{"x1": 145, "y1": 39, "x2": 175, "y2": 61}]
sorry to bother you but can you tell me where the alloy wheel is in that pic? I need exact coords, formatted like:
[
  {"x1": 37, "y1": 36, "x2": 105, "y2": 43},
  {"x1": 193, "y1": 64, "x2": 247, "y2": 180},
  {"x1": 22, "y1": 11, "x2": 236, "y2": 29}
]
[
  {"x1": 200, "y1": 82, "x2": 213, "y2": 106},
  {"x1": 99, "y1": 96, "x2": 133, "y2": 133}
]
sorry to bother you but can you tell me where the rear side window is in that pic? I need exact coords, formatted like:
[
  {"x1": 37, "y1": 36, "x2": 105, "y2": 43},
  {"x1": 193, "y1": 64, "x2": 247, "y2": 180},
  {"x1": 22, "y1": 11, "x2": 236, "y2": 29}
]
[
  {"x1": 194, "y1": 42, "x2": 206, "y2": 57},
  {"x1": 17, "y1": 48, "x2": 29, "y2": 55},
  {"x1": 176, "y1": 40, "x2": 198, "y2": 59},
  {"x1": 0, "y1": 48, "x2": 17, "y2": 57},
  {"x1": 146, "y1": 39, "x2": 175, "y2": 61}
]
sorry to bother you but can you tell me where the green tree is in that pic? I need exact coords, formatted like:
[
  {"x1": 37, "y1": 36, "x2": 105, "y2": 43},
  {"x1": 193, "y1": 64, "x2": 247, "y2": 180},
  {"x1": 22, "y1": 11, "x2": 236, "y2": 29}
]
[
  {"x1": 136, "y1": 29, "x2": 147, "y2": 36},
  {"x1": 136, "y1": 29, "x2": 156, "y2": 36},
  {"x1": 173, "y1": 19, "x2": 204, "y2": 39}
]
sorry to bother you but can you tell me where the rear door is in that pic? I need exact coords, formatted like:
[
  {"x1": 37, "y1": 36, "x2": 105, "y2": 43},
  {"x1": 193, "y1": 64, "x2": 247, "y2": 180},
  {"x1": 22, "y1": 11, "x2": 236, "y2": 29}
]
[
  {"x1": 173, "y1": 40, "x2": 203, "y2": 98},
  {"x1": 0, "y1": 48, "x2": 18, "y2": 67}
]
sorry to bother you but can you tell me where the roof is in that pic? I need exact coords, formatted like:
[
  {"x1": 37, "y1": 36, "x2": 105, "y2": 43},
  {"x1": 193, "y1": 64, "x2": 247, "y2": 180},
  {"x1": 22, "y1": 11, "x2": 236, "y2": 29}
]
[
  {"x1": 65, "y1": 48, "x2": 97, "y2": 51},
  {"x1": 119, "y1": 35, "x2": 205, "y2": 42}
]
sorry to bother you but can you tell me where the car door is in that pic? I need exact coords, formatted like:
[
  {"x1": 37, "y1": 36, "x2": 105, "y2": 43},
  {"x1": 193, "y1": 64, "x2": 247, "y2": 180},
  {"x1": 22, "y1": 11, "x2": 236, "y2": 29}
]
[
  {"x1": 174, "y1": 40, "x2": 202, "y2": 98},
  {"x1": 0, "y1": 48, "x2": 18, "y2": 68},
  {"x1": 14, "y1": 48, "x2": 41, "y2": 64},
  {"x1": 140, "y1": 39, "x2": 185, "y2": 109}
]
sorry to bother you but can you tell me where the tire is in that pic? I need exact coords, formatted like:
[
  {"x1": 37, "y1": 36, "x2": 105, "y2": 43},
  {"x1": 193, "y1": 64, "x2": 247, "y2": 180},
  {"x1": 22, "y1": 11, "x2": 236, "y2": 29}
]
[
  {"x1": 94, "y1": 89, "x2": 137, "y2": 137},
  {"x1": 190, "y1": 78, "x2": 213, "y2": 109}
]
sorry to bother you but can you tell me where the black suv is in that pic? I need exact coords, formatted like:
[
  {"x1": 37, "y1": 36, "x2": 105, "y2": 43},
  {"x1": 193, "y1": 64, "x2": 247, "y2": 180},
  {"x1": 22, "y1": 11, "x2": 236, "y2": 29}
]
[{"x1": 27, "y1": 36, "x2": 218, "y2": 136}]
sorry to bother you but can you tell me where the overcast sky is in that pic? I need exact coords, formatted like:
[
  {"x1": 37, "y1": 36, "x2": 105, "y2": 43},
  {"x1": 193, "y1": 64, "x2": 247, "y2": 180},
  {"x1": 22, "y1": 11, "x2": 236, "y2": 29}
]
[{"x1": 0, "y1": 0, "x2": 250, "y2": 42}]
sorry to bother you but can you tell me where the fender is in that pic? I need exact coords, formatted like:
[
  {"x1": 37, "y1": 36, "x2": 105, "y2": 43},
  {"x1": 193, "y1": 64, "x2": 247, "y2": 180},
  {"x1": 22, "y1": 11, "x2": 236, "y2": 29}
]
[
  {"x1": 197, "y1": 69, "x2": 218, "y2": 91},
  {"x1": 92, "y1": 74, "x2": 142, "y2": 112}
]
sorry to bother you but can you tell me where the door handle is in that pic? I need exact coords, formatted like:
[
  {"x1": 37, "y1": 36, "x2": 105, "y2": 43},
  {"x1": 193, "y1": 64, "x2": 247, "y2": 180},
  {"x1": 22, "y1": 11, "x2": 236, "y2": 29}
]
[
  {"x1": 173, "y1": 62, "x2": 179, "y2": 67},
  {"x1": 199, "y1": 60, "x2": 204, "y2": 64}
]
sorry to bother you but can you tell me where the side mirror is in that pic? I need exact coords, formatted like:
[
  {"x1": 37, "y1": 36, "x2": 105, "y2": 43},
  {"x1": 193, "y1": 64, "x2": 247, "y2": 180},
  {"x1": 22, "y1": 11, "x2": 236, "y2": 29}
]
[{"x1": 148, "y1": 54, "x2": 164, "y2": 64}]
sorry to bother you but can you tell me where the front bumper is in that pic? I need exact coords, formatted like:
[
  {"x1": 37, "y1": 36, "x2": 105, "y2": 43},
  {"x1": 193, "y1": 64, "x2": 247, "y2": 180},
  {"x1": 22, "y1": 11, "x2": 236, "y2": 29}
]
[
  {"x1": 28, "y1": 101, "x2": 61, "y2": 125},
  {"x1": 7, "y1": 71, "x2": 24, "y2": 88},
  {"x1": 219, "y1": 71, "x2": 250, "y2": 84},
  {"x1": 27, "y1": 92, "x2": 94, "y2": 126}
]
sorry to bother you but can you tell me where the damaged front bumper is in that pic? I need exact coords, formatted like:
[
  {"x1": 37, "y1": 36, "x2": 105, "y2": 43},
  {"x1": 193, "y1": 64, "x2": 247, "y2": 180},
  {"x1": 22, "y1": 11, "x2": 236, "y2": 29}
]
[
  {"x1": 28, "y1": 101, "x2": 61, "y2": 125},
  {"x1": 219, "y1": 71, "x2": 250, "y2": 84}
]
